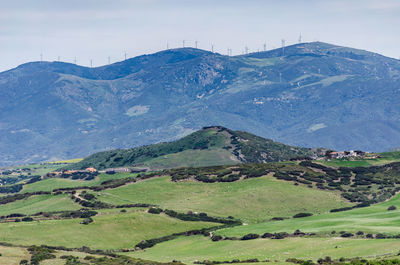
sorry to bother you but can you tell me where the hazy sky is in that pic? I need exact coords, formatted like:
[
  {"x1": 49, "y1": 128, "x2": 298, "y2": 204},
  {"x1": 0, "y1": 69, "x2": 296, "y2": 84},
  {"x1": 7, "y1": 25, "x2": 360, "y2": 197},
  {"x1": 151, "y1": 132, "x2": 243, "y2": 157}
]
[{"x1": 1, "y1": 0, "x2": 399, "y2": 71}]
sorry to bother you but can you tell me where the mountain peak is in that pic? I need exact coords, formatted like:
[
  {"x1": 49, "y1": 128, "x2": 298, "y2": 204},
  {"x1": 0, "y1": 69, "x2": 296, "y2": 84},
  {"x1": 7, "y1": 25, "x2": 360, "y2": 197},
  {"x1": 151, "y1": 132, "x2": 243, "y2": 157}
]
[
  {"x1": 1, "y1": 42, "x2": 400, "y2": 166},
  {"x1": 243, "y1": 41, "x2": 391, "y2": 61}
]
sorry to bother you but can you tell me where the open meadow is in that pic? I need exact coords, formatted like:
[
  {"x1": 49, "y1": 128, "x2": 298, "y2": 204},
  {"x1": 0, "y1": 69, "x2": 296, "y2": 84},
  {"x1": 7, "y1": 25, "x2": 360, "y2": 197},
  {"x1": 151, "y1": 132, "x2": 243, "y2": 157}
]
[{"x1": 94, "y1": 175, "x2": 352, "y2": 223}]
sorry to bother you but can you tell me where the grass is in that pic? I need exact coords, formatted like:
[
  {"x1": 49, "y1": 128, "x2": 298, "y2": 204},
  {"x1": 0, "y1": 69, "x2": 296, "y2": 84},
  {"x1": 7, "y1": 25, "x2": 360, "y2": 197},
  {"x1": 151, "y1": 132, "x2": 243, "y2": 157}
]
[
  {"x1": 47, "y1": 158, "x2": 83, "y2": 164},
  {"x1": 0, "y1": 194, "x2": 80, "y2": 216},
  {"x1": 142, "y1": 148, "x2": 237, "y2": 170},
  {"x1": 0, "y1": 208, "x2": 216, "y2": 250},
  {"x1": 0, "y1": 245, "x2": 30, "y2": 265},
  {"x1": 217, "y1": 192, "x2": 400, "y2": 237},
  {"x1": 128, "y1": 235, "x2": 400, "y2": 264},
  {"x1": 95, "y1": 175, "x2": 352, "y2": 223},
  {"x1": 317, "y1": 151, "x2": 400, "y2": 168},
  {"x1": 2, "y1": 163, "x2": 65, "y2": 182},
  {"x1": 21, "y1": 172, "x2": 135, "y2": 193},
  {"x1": 0, "y1": 245, "x2": 108, "y2": 265},
  {"x1": 68, "y1": 127, "x2": 230, "y2": 170}
]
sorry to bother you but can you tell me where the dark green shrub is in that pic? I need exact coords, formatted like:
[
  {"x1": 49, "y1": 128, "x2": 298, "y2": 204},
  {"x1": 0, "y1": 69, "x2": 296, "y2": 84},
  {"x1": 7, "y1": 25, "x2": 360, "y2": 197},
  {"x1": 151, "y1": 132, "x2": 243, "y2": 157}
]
[
  {"x1": 261, "y1": 233, "x2": 274, "y2": 238},
  {"x1": 330, "y1": 206, "x2": 353, "y2": 213},
  {"x1": 241, "y1": 233, "x2": 260, "y2": 240},
  {"x1": 83, "y1": 193, "x2": 95, "y2": 200},
  {"x1": 271, "y1": 217, "x2": 285, "y2": 221},
  {"x1": 148, "y1": 208, "x2": 163, "y2": 214},
  {"x1": 294, "y1": 229, "x2": 306, "y2": 236},
  {"x1": 80, "y1": 218, "x2": 93, "y2": 225},
  {"x1": 375, "y1": 233, "x2": 387, "y2": 239},
  {"x1": 388, "y1": 205, "x2": 397, "y2": 211},
  {"x1": 340, "y1": 233, "x2": 354, "y2": 238},
  {"x1": 211, "y1": 235, "x2": 223, "y2": 241},
  {"x1": 293, "y1": 212, "x2": 313, "y2": 218},
  {"x1": 28, "y1": 246, "x2": 56, "y2": 265},
  {"x1": 273, "y1": 232, "x2": 289, "y2": 239}
]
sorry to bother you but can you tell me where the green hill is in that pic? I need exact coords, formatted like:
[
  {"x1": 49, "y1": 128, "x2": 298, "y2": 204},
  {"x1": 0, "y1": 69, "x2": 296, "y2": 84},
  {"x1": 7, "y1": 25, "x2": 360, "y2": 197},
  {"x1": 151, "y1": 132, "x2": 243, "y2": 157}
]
[
  {"x1": 1, "y1": 159, "x2": 400, "y2": 263},
  {"x1": 68, "y1": 126, "x2": 313, "y2": 170}
]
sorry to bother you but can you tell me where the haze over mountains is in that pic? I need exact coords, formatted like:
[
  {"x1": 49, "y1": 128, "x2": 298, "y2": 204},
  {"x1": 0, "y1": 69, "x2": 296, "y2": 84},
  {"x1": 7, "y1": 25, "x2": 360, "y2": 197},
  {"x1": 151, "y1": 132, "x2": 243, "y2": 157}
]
[{"x1": 1, "y1": 41, "x2": 400, "y2": 166}]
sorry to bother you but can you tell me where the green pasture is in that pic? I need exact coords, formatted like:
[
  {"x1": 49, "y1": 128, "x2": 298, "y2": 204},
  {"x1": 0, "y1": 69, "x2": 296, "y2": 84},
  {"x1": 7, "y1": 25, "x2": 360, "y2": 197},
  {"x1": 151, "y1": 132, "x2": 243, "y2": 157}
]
[
  {"x1": 129, "y1": 235, "x2": 400, "y2": 264},
  {"x1": 141, "y1": 148, "x2": 237, "y2": 170},
  {"x1": 218, "y1": 192, "x2": 400, "y2": 237},
  {"x1": 95, "y1": 175, "x2": 352, "y2": 223},
  {"x1": 21, "y1": 172, "x2": 135, "y2": 193},
  {"x1": 0, "y1": 208, "x2": 216, "y2": 250},
  {"x1": 0, "y1": 194, "x2": 80, "y2": 216}
]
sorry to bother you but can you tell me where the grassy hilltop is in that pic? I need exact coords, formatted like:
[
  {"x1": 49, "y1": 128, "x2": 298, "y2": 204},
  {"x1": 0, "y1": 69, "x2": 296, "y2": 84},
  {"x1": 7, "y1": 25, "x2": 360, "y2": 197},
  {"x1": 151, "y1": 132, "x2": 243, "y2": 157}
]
[{"x1": 67, "y1": 126, "x2": 313, "y2": 170}]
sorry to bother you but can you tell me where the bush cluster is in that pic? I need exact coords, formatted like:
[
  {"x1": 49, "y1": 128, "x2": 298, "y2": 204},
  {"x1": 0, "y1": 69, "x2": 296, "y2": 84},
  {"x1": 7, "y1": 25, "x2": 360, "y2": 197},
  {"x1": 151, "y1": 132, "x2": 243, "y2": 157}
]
[{"x1": 28, "y1": 246, "x2": 56, "y2": 265}]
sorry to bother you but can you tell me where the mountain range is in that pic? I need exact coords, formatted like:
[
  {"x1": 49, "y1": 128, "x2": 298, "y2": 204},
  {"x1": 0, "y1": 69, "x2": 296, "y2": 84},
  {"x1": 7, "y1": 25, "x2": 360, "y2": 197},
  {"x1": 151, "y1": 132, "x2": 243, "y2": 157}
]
[{"x1": 1, "y1": 41, "x2": 400, "y2": 166}]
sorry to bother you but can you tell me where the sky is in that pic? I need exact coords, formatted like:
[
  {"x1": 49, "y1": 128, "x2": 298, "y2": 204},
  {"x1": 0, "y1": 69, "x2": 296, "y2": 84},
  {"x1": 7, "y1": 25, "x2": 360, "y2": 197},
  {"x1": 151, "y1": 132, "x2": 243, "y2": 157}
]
[{"x1": 0, "y1": 0, "x2": 399, "y2": 71}]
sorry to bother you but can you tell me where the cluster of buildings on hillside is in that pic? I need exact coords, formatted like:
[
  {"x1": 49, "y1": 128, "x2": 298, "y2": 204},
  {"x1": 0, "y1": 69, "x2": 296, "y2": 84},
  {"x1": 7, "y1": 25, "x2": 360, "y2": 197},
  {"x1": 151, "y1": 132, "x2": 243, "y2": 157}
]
[{"x1": 327, "y1": 150, "x2": 365, "y2": 159}]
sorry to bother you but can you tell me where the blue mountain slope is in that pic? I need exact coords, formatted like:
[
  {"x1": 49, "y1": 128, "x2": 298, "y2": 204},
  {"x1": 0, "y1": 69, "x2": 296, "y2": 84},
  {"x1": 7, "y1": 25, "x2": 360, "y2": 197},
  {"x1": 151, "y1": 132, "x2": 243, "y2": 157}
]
[{"x1": 1, "y1": 42, "x2": 400, "y2": 165}]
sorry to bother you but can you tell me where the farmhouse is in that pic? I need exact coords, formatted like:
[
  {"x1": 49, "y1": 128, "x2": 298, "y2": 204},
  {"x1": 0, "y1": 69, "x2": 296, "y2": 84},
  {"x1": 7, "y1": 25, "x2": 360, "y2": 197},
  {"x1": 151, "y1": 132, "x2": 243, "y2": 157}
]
[{"x1": 327, "y1": 150, "x2": 365, "y2": 159}]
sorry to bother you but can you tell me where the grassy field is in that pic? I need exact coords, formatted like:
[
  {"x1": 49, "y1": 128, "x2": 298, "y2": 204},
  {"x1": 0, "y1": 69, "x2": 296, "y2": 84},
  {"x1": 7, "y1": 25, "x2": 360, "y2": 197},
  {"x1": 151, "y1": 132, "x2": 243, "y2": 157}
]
[
  {"x1": 0, "y1": 194, "x2": 80, "y2": 216},
  {"x1": 217, "y1": 192, "x2": 400, "y2": 237},
  {"x1": 0, "y1": 245, "x2": 30, "y2": 265},
  {"x1": 95, "y1": 175, "x2": 352, "y2": 223},
  {"x1": 0, "y1": 208, "x2": 216, "y2": 250},
  {"x1": 141, "y1": 148, "x2": 237, "y2": 170},
  {"x1": 129, "y1": 235, "x2": 400, "y2": 264},
  {"x1": 47, "y1": 158, "x2": 83, "y2": 164},
  {"x1": 317, "y1": 151, "x2": 400, "y2": 168},
  {"x1": 13, "y1": 163, "x2": 66, "y2": 176},
  {"x1": 0, "y1": 244, "x2": 117, "y2": 265},
  {"x1": 21, "y1": 172, "x2": 135, "y2": 193},
  {"x1": 3, "y1": 153, "x2": 400, "y2": 263}
]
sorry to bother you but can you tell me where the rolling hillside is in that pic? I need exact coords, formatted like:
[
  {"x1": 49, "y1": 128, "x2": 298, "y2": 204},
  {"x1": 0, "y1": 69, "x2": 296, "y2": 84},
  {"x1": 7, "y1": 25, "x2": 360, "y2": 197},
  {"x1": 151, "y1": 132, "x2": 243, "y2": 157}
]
[
  {"x1": 1, "y1": 157, "x2": 400, "y2": 263},
  {"x1": 2, "y1": 42, "x2": 400, "y2": 166},
  {"x1": 68, "y1": 126, "x2": 313, "y2": 170}
]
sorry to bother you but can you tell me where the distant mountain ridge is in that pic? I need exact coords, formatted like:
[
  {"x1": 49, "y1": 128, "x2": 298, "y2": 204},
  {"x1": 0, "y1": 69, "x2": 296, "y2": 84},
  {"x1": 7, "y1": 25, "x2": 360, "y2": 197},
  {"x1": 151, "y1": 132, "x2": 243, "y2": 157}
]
[
  {"x1": 68, "y1": 126, "x2": 313, "y2": 170},
  {"x1": 1, "y1": 42, "x2": 400, "y2": 166}
]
